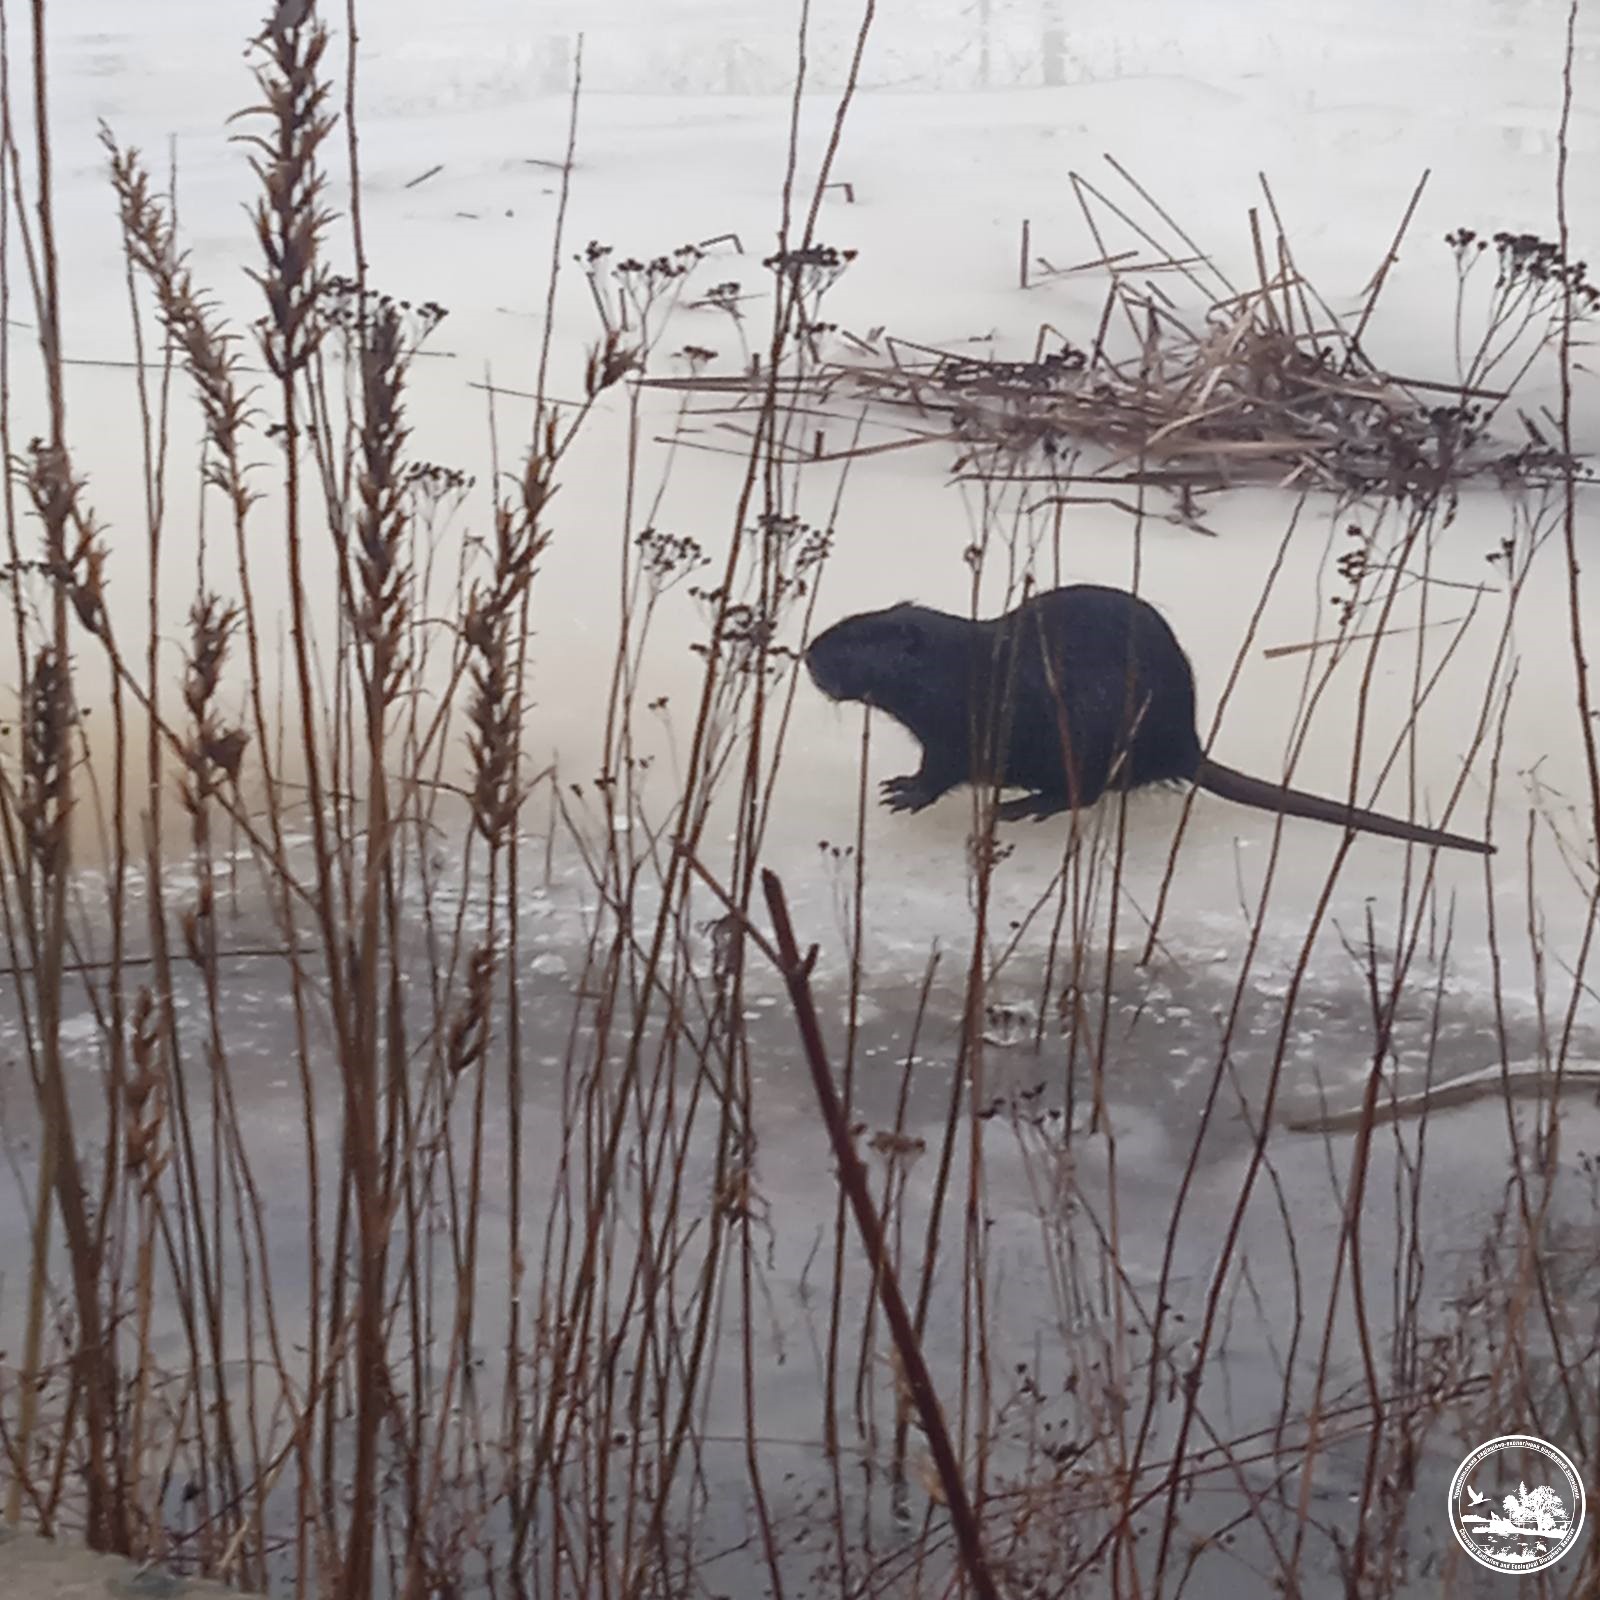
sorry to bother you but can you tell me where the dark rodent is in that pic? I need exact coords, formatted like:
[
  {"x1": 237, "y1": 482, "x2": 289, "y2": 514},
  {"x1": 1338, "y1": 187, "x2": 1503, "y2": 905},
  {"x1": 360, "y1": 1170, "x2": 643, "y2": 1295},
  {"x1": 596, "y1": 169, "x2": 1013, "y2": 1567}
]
[{"x1": 803, "y1": 583, "x2": 1494, "y2": 855}]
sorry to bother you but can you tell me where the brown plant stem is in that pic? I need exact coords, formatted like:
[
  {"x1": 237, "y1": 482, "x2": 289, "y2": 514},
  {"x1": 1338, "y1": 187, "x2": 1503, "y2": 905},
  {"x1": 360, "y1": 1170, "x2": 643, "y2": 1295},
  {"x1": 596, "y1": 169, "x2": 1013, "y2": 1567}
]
[{"x1": 759, "y1": 868, "x2": 1001, "y2": 1600}]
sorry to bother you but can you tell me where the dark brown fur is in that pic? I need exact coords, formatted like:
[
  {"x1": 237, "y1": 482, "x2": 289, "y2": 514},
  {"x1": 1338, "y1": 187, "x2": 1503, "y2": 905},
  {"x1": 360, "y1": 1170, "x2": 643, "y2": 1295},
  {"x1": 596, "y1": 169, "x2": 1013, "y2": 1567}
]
[{"x1": 804, "y1": 584, "x2": 1492, "y2": 855}]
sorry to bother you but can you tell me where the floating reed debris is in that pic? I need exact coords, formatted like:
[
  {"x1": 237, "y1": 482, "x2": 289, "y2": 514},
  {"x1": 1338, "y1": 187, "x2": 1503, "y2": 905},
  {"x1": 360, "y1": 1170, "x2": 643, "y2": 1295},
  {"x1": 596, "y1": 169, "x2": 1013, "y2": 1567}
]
[{"x1": 643, "y1": 167, "x2": 1593, "y2": 511}]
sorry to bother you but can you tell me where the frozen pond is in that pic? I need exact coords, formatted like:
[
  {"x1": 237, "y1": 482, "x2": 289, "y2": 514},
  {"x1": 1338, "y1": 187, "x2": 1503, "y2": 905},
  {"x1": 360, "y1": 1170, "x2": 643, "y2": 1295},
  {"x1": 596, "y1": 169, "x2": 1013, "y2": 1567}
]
[{"x1": 2, "y1": 1, "x2": 1598, "y2": 1595}]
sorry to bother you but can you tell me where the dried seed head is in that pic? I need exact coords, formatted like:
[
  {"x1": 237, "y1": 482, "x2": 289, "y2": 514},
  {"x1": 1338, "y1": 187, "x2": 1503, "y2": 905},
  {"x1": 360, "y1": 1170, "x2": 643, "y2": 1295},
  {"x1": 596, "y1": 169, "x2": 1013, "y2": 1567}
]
[
  {"x1": 180, "y1": 594, "x2": 249, "y2": 809},
  {"x1": 124, "y1": 988, "x2": 169, "y2": 1185},
  {"x1": 238, "y1": 2, "x2": 337, "y2": 380},
  {"x1": 19, "y1": 647, "x2": 73, "y2": 875},
  {"x1": 102, "y1": 129, "x2": 261, "y2": 511},
  {"x1": 635, "y1": 526, "x2": 708, "y2": 593},
  {"x1": 446, "y1": 944, "x2": 496, "y2": 1076}
]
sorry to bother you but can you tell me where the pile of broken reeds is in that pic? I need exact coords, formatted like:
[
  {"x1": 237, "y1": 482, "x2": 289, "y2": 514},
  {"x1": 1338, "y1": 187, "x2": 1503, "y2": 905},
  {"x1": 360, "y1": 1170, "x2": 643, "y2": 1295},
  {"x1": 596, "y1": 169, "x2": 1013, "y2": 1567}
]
[{"x1": 644, "y1": 165, "x2": 1591, "y2": 516}]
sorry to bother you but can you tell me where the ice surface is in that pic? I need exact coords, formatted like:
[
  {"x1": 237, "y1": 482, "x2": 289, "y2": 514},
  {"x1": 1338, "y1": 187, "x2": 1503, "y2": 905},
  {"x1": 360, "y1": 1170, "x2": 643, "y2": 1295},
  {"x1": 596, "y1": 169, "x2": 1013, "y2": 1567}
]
[
  {"x1": 4, "y1": 3, "x2": 1599, "y2": 1593},
  {"x1": 11, "y1": 0, "x2": 1596, "y2": 999}
]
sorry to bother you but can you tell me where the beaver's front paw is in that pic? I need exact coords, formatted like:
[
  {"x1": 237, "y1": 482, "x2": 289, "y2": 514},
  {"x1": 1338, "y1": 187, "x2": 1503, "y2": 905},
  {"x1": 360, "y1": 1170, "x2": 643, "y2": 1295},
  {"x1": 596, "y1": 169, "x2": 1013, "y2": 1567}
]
[{"x1": 881, "y1": 774, "x2": 934, "y2": 813}]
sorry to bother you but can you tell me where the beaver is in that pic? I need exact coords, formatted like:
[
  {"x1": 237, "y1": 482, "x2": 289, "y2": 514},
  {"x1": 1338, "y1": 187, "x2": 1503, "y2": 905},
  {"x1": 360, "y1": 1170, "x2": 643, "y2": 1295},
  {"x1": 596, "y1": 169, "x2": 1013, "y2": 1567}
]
[{"x1": 803, "y1": 584, "x2": 1493, "y2": 855}]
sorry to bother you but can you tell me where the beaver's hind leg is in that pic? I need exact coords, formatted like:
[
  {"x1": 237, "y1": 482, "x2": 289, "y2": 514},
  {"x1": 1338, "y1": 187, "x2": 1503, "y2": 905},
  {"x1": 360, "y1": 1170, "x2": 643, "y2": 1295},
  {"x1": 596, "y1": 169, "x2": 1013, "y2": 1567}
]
[{"x1": 995, "y1": 790, "x2": 1070, "y2": 822}]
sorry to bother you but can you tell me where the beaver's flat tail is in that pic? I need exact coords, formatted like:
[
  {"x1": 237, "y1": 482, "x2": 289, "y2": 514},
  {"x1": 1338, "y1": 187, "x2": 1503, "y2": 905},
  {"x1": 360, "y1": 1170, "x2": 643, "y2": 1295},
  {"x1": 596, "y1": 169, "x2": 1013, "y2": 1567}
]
[{"x1": 1196, "y1": 759, "x2": 1494, "y2": 855}]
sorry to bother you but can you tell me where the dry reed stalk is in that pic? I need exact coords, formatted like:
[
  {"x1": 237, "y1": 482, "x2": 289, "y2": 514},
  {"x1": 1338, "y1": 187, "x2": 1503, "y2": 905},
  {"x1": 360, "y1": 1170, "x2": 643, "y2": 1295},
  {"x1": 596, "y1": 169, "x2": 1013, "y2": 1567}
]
[
  {"x1": 13, "y1": 434, "x2": 126, "y2": 1553},
  {"x1": 0, "y1": 127, "x2": 79, "y2": 1512},
  {"x1": 5, "y1": 0, "x2": 1598, "y2": 1593},
  {"x1": 236, "y1": 7, "x2": 392, "y2": 1595},
  {"x1": 101, "y1": 123, "x2": 338, "y2": 1587},
  {"x1": 499, "y1": 14, "x2": 882, "y2": 1592},
  {"x1": 119, "y1": 987, "x2": 167, "y2": 1538},
  {"x1": 760, "y1": 868, "x2": 1001, "y2": 1600}
]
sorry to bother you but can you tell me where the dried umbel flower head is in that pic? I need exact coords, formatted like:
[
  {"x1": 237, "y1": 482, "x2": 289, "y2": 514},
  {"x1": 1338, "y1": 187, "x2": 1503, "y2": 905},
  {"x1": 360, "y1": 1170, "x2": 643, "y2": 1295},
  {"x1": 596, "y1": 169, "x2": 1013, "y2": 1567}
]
[
  {"x1": 1490, "y1": 229, "x2": 1596, "y2": 304},
  {"x1": 403, "y1": 460, "x2": 474, "y2": 523},
  {"x1": 609, "y1": 243, "x2": 704, "y2": 286},
  {"x1": 763, "y1": 242, "x2": 858, "y2": 291},
  {"x1": 1449, "y1": 222, "x2": 1600, "y2": 314},
  {"x1": 1446, "y1": 226, "x2": 1490, "y2": 260},
  {"x1": 634, "y1": 526, "x2": 708, "y2": 593},
  {"x1": 580, "y1": 238, "x2": 707, "y2": 341},
  {"x1": 323, "y1": 275, "x2": 447, "y2": 347},
  {"x1": 1335, "y1": 529, "x2": 1369, "y2": 586},
  {"x1": 686, "y1": 512, "x2": 833, "y2": 673},
  {"x1": 754, "y1": 512, "x2": 830, "y2": 572},
  {"x1": 688, "y1": 595, "x2": 785, "y2": 676}
]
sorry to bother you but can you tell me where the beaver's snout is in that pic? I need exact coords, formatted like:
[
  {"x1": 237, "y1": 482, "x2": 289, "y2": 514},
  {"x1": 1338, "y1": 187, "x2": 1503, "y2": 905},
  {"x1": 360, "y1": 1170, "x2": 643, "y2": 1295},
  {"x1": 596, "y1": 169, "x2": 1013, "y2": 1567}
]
[
  {"x1": 805, "y1": 606, "x2": 930, "y2": 711},
  {"x1": 802, "y1": 631, "x2": 861, "y2": 703}
]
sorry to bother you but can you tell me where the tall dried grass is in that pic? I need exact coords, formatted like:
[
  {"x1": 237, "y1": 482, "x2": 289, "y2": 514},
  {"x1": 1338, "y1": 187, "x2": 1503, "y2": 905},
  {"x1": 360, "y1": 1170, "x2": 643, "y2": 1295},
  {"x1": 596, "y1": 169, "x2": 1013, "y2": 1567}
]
[{"x1": 0, "y1": 2, "x2": 1597, "y2": 1598}]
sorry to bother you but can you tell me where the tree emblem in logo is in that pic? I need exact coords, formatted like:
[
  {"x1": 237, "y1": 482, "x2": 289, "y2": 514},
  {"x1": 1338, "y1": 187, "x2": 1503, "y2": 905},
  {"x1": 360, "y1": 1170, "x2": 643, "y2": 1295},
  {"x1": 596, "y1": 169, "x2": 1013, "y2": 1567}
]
[{"x1": 1449, "y1": 1435, "x2": 1586, "y2": 1574}]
